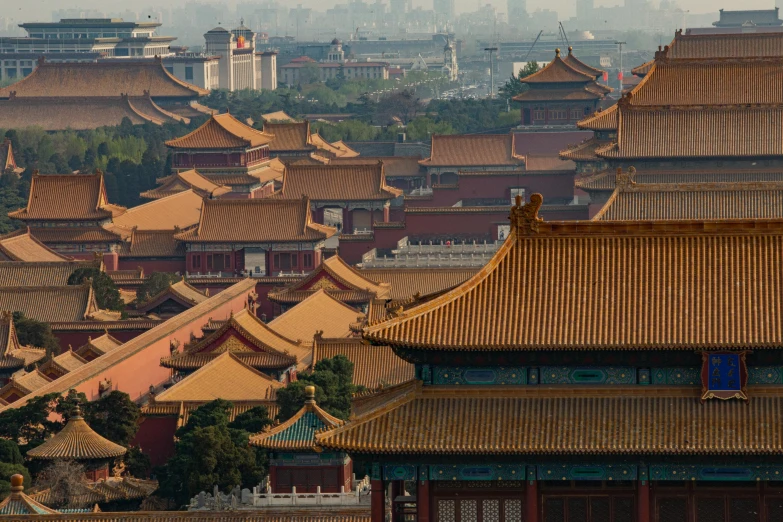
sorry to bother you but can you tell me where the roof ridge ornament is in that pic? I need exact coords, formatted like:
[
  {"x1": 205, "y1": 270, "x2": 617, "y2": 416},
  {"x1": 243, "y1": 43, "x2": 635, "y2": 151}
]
[
  {"x1": 510, "y1": 193, "x2": 543, "y2": 234},
  {"x1": 615, "y1": 166, "x2": 636, "y2": 189}
]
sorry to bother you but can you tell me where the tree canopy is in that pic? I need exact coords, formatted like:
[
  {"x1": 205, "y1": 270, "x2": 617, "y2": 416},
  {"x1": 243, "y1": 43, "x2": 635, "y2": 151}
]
[
  {"x1": 499, "y1": 61, "x2": 540, "y2": 101},
  {"x1": 135, "y1": 272, "x2": 183, "y2": 305},
  {"x1": 67, "y1": 267, "x2": 125, "y2": 312},
  {"x1": 12, "y1": 312, "x2": 61, "y2": 356}
]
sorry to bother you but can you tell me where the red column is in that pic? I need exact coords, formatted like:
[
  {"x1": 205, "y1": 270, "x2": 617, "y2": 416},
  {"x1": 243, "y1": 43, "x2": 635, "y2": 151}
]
[
  {"x1": 526, "y1": 479, "x2": 538, "y2": 522},
  {"x1": 638, "y1": 480, "x2": 650, "y2": 522},
  {"x1": 417, "y1": 479, "x2": 430, "y2": 522},
  {"x1": 343, "y1": 208, "x2": 353, "y2": 234},
  {"x1": 371, "y1": 479, "x2": 385, "y2": 522},
  {"x1": 383, "y1": 205, "x2": 390, "y2": 222}
]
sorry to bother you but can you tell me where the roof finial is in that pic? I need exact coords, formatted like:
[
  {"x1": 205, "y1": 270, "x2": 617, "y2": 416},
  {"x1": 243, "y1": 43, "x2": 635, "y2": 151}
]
[
  {"x1": 10, "y1": 474, "x2": 24, "y2": 494},
  {"x1": 568, "y1": 46, "x2": 573, "y2": 53},
  {"x1": 73, "y1": 404, "x2": 83, "y2": 418},
  {"x1": 305, "y1": 385, "x2": 316, "y2": 404},
  {"x1": 555, "y1": 48, "x2": 561, "y2": 57},
  {"x1": 615, "y1": 167, "x2": 636, "y2": 189},
  {"x1": 510, "y1": 193, "x2": 544, "y2": 234}
]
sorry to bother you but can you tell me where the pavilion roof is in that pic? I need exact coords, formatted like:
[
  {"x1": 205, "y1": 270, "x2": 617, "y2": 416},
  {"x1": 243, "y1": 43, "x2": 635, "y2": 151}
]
[
  {"x1": 153, "y1": 351, "x2": 282, "y2": 403},
  {"x1": 268, "y1": 289, "x2": 363, "y2": 342},
  {"x1": 512, "y1": 86, "x2": 605, "y2": 102},
  {"x1": 9, "y1": 173, "x2": 125, "y2": 222},
  {"x1": 27, "y1": 406, "x2": 127, "y2": 460},
  {"x1": 364, "y1": 193, "x2": 783, "y2": 351},
  {"x1": 0, "y1": 59, "x2": 208, "y2": 99},
  {"x1": 594, "y1": 177, "x2": 783, "y2": 221},
  {"x1": 0, "y1": 475, "x2": 59, "y2": 515},
  {"x1": 520, "y1": 49, "x2": 596, "y2": 84},
  {"x1": 559, "y1": 138, "x2": 609, "y2": 162},
  {"x1": 160, "y1": 307, "x2": 303, "y2": 371},
  {"x1": 261, "y1": 110, "x2": 298, "y2": 123},
  {"x1": 561, "y1": 47, "x2": 605, "y2": 78},
  {"x1": 118, "y1": 229, "x2": 185, "y2": 258},
  {"x1": 136, "y1": 280, "x2": 208, "y2": 314},
  {"x1": 0, "y1": 369, "x2": 52, "y2": 400},
  {"x1": 576, "y1": 104, "x2": 617, "y2": 131},
  {"x1": 263, "y1": 121, "x2": 316, "y2": 152},
  {"x1": 0, "y1": 260, "x2": 94, "y2": 287},
  {"x1": 359, "y1": 267, "x2": 478, "y2": 304},
  {"x1": 141, "y1": 169, "x2": 231, "y2": 200},
  {"x1": 174, "y1": 197, "x2": 336, "y2": 243},
  {"x1": 0, "y1": 285, "x2": 98, "y2": 323},
  {"x1": 420, "y1": 133, "x2": 524, "y2": 167},
  {"x1": 0, "y1": 229, "x2": 72, "y2": 262},
  {"x1": 165, "y1": 113, "x2": 274, "y2": 149},
  {"x1": 317, "y1": 381, "x2": 783, "y2": 456},
  {"x1": 110, "y1": 190, "x2": 204, "y2": 232},
  {"x1": 268, "y1": 255, "x2": 390, "y2": 305},
  {"x1": 330, "y1": 140, "x2": 360, "y2": 158},
  {"x1": 277, "y1": 163, "x2": 402, "y2": 202},
  {"x1": 312, "y1": 337, "x2": 414, "y2": 390}
]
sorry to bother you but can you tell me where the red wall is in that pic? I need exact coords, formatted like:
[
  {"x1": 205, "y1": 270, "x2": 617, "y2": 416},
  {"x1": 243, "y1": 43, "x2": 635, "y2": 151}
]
[
  {"x1": 118, "y1": 259, "x2": 187, "y2": 273},
  {"x1": 134, "y1": 415, "x2": 179, "y2": 468},
  {"x1": 53, "y1": 329, "x2": 149, "y2": 353}
]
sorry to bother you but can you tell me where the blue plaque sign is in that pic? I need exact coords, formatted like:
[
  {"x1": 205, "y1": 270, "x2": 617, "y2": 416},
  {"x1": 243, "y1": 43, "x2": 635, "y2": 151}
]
[{"x1": 701, "y1": 352, "x2": 748, "y2": 401}]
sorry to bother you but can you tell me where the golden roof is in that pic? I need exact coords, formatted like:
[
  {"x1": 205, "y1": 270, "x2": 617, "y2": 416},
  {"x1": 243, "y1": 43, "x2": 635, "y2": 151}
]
[
  {"x1": 39, "y1": 349, "x2": 88, "y2": 377},
  {"x1": 0, "y1": 474, "x2": 59, "y2": 515},
  {"x1": 360, "y1": 267, "x2": 477, "y2": 304},
  {"x1": 667, "y1": 30, "x2": 783, "y2": 59},
  {"x1": 0, "y1": 229, "x2": 72, "y2": 262},
  {"x1": 263, "y1": 121, "x2": 316, "y2": 152},
  {"x1": 76, "y1": 332, "x2": 123, "y2": 360},
  {"x1": 0, "y1": 260, "x2": 94, "y2": 287},
  {"x1": 118, "y1": 229, "x2": 185, "y2": 258},
  {"x1": 27, "y1": 406, "x2": 127, "y2": 460},
  {"x1": 135, "y1": 280, "x2": 208, "y2": 314},
  {"x1": 0, "y1": 369, "x2": 52, "y2": 402},
  {"x1": 312, "y1": 337, "x2": 413, "y2": 390},
  {"x1": 577, "y1": 104, "x2": 618, "y2": 131},
  {"x1": 420, "y1": 133, "x2": 523, "y2": 167},
  {"x1": 365, "y1": 193, "x2": 783, "y2": 351},
  {"x1": 141, "y1": 170, "x2": 231, "y2": 200},
  {"x1": 329, "y1": 156, "x2": 422, "y2": 177},
  {"x1": 521, "y1": 49, "x2": 597, "y2": 84},
  {"x1": 0, "y1": 311, "x2": 43, "y2": 369},
  {"x1": 277, "y1": 163, "x2": 402, "y2": 201},
  {"x1": 0, "y1": 285, "x2": 98, "y2": 323},
  {"x1": 165, "y1": 113, "x2": 274, "y2": 149},
  {"x1": 562, "y1": 47, "x2": 605, "y2": 78},
  {"x1": 110, "y1": 190, "x2": 204, "y2": 232},
  {"x1": 269, "y1": 289, "x2": 363, "y2": 342},
  {"x1": 262, "y1": 110, "x2": 298, "y2": 123}
]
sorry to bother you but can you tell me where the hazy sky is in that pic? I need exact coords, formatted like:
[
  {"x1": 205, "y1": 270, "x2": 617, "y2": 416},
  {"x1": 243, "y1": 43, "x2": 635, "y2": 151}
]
[{"x1": 4, "y1": 0, "x2": 778, "y2": 25}]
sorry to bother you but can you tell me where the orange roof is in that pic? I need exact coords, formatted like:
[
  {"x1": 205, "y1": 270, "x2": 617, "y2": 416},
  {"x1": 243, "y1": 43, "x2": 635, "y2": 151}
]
[
  {"x1": 561, "y1": 47, "x2": 605, "y2": 78},
  {"x1": 512, "y1": 87, "x2": 605, "y2": 102},
  {"x1": 278, "y1": 163, "x2": 402, "y2": 201},
  {"x1": 330, "y1": 140, "x2": 360, "y2": 158},
  {"x1": 0, "y1": 285, "x2": 98, "y2": 323},
  {"x1": 330, "y1": 156, "x2": 423, "y2": 177},
  {"x1": 317, "y1": 382, "x2": 783, "y2": 455},
  {"x1": 269, "y1": 289, "x2": 363, "y2": 342},
  {"x1": 0, "y1": 229, "x2": 71, "y2": 262},
  {"x1": 141, "y1": 170, "x2": 231, "y2": 200},
  {"x1": 136, "y1": 280, "x2": 208, "y2": 314},
  {"x1": 118, "y1": 229, "x2": 185, "y2": 258},
  {"x1": 9, "y1": 173, "x2": 124, "y2": 222},
  {"x1": 420, "y1": 134, "x2": 523, "y2": 167},
  {"x1": 39, "y1": 349, "x2": 88, "y2": 378},
  {"x1": 174, "y1": 197, "x2": 336, "y2": 243},
  {"x1": 0, "y1": 260, "x2": 94, "y2": 287},
  {"x1": 165, "y1": 113, "x2": 275, "y2": 149},
  {"x1": 75, "y1": 332, "x2": 123, "y2": 360},
  {"x1": 667, "y1": 30, "x2": 783, "y2": 59},
  {"x1": 1, "y1": 138, "x2": 22, "y2": 175},
  {"x1": 364, "y1": 193, "x2": 783, "y2": 350},
  {"x1": 110, "y1": 189, "x2": 204, "y2": 232},
  {"x1": 0, "y1": 311, "x2": 45, "y2": 371},
  {"x1": 263, "y1": 121, "x2": 316, "y2": 152},
  {"x1": 576, "y1": 104, "x2": 618, "y2": 131},
  {"x1": 521, "y1": 49, "x2": 596, "y2": 84},
  {"x1": 261, "y1": 110, "x2": 298, "y2": 123},
  {"x1": 631, "y1": 59, "x2": 654, "y2": 77},
  {"x1": 27, "y1": 406, "x2": 126, "y2": 460},
  {"x1": 576, "y1": 166, "x2": 783, "y2": 193},
  {"x1": 361, "y1": 267, "x2": 478, "y2": 303},
  {"x1": 312, "y1": 337, "x2": 413, "y2": 389},
  {"x1": 0, "y1": 59, "x2": 208, "y2": 98},
  {"x1": 559, "y1": 137, "x2": 610, "y2": 161}
]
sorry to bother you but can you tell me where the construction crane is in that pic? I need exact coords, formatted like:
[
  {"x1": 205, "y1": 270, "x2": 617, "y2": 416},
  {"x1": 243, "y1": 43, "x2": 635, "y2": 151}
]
[
  {"x1": 558, "y1": 22, "x2": 570, "y2": 50},
  {"x1": 523, "y1": 30, "x2": 543, "y2": 62}
]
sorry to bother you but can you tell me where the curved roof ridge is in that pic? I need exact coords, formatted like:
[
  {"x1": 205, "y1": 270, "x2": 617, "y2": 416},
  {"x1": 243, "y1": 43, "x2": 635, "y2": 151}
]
[
  {"x1": 521, "y1": 49, "x2": 595, "y2": 84},
  {"x1": 27, "y1": 407, "x2": 127, "y2": 460}
]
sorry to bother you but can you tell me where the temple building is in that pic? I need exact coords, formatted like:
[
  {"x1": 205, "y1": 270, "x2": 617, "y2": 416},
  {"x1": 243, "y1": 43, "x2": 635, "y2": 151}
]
[
  {"x1": 108, "y1": 189, "x2": 206, "y2": 234},
  {"x1": 133, "y1": 280, "x2": 209, "y2": 318},
  {"x1": 315, "y1": 194, "x2": 783, "y2": 522},
  {"x1": 262, "y1": 121, "x2": 318, "y2": 160},
  {"x1": 0, "y1": 229, "x2": 72, "y2": 262},
  {"x1": 419, "y1": 133, "x2": 525, "y2": 186},
  {"x1": 1, "y1": 138, "x2": 23, "y2": 176},
  {"x1": 140, "y1": 169, "x2": 231, "y2": 200},
  {"x1": 250, "y1": 385, "x2": 349, "y2": 494},
  {"x1": 0, "y1": 312, "x2": 46, "y2": 386},
  {"x1": 274, "y1": 163, "x2": 403, "y2": 233},
  {"x1": 159, "y1": 307, "x2": 307, "y2": 375},
  {"x1": 513, "y1": 47, "x2": 611, "y2": 127},
  {"x1": 267, "y1": 289, "x2": 364, "y2": 341},
  {"x1": 0, "y1": 59, "x2": 210, "y2": 130},
  {"x1": 0, "y1": 284, "x2": 104, "y2": 324},
  {"x1": 8, "y1": 173, "x2": 126, "y2": 269},
  {"x1": 117, "y1": 229, "x2": 186, "y2": 273},
  {"x1": 164, "y1": 114, "x2": 280, "y2": 198},
  {"x1": 174, "y1": 197, "x2": 336, "y2": 277}
]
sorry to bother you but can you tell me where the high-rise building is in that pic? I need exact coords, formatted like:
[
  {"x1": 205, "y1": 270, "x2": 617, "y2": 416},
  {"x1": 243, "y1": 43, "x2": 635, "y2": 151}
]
[
  {"x1": 576, "y1": 0, "x2": 594, "y2": 21},
  {"x1": 433, "y1": 0, "x2": 456, "y2": 22},
  {"x1": 508, "y1": 0, "x2": 528, "y2": 22}
]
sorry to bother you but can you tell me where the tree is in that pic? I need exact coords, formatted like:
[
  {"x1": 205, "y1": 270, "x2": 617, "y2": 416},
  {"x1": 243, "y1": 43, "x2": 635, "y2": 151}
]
[
  {"x1": 299, "y1": 62, "x2": 322, "y2": 85},
  {"x1": 0, "y1": 463, "x2": 30, "y2": 500},
  {"x1": 228, "y1": 406, "x2": 273, "y2": 434},
  {"x1": 276, "y1": 355, "x2": 361, "y2": 421},
  {"x1": 34, "y1": 460, "x2": 86, "y2": 508},
  {"x1": 135, "y1": 272, "x2": 183, "y2": 304},
  {"x1": 67, "y1": 154, "x2": 83, "y2": 172},
  {"x1": 0, "y1": 393, "x2": 62, "y2": 451},
  {"x1": 83, "y1": 391, "x2": 141, "y2": 447},
  {"x1": 376, "y1": 89, "x2": 422, "y2": 125},
  {"x1": 0, "y1": 439, "x2": 24, "y2": 466},
  {"x1": 125, "y1": 446, "x2": 151, "y2": 478},
  {"x1": 499, "y1": 61, "x2": 539, "y2": 101},
  {"x1": 54, "y1": 389, "x2": 88, "y2": 421},
  {"x1": 97, "y1": 142, "x2": 110, "y2": 157},
  {"x1": 12, "y1": 312, "x2": 61, "y2": 356},
  {"x1": 67, "y1": 267, "x2": 125, "y2": 312}
]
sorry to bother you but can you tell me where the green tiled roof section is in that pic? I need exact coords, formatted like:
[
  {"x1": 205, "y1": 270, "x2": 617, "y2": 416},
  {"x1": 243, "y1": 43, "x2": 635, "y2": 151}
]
[{"x1": 267, "y1": 411, "x2": 325, "y2": 443}]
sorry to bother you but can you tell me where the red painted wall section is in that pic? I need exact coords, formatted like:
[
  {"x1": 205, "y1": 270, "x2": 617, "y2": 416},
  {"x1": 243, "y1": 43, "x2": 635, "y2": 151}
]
[
  {"x1": 133, "y1": 415, "x2": 179, "y2": 468},
  {"x1": 53, "y1": 329, "x2": 148, "y2": 353},
  {"x1": 69, "y1": 252, "x2": 119, "y2": 270},
  {"x1": 117, "y1": 259, "x2": 187, "y2": 273}
]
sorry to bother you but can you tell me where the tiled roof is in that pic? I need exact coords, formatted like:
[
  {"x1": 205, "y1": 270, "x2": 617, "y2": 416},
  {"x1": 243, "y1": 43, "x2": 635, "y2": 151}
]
[
  {"x1": 364, "y1": 194, "x2": 783, "y2": 350},
  {"x1": 631, "y1": 60, "x2": 654, "y2": 77},
  {"x1": 30, "y1": 227, "x2": 123, "y2": 244},
  {"x1": 576, "y1": 104, "x2": 618, "y2": 131},
  {"x1": 118, "y1": 229, "x2": 185, "y2": 258},
  {"x1": 575, "y1": 167, "x2": 783, "y2": 192},
  {"x1": 0, "y1": 508, "x2": 371, "y2": 521},
  {"x1": 30, "y1": 477, "x2": 157, "y2": 508},
  {"x1": 75, "y1": 333, "x2": 123, "y2": 360},
  {"x1": 165, "y1": 114, "x2": 274, "y2": 149},
  {"x1": 562, "y1": 48, "x2": 605, "y2": 78},
  {"x1": 330, "y1": 156, "x2": 423, "y2": 177},
  {"x1": 174, "y1": 197, "x2": 336, "y2": 243},
  {"x1": 420, "y1": 134, "x2": 523, "y2": 167},
  {"x1": 110, "y1": 190, "x2": 203, "y2": 232},
  {"x1": 250, "y1": 387, "x2": 342, "y2": 450},
  {"x1": 263, "y1": 121, "x2": 316, "y2": 152},
  {"x1": 136, "y1": 280, "x2": 208, "y2": 314},
  {"x1": 269, "y1": 289, "x2": 363, "y2": 342},
  {"x1": 0, "y1": 285, "x2": 97, "y2": 323},
  {"x1": 268, "y1": 255, "x2": 390, "y2": 304},
  {"x1": 141, "y1": 170, "x2": 231, "y2": 200},
  {"x1": 559, "y1": 138, "x2": 609, "y2": 162},
  {"x1": 330, "y1": 140, "x2": 360, "y2": 158},
  {"x1": 523, "y1": 154, "x2": 575, "y2": 172},
  {"x1": 0, "y1": 312, "x2": 45, "y2": 370},
  {"x1": 143, "y1": 400, "x2": 280, "y2": 428},
  {"x1": 9, "y1": 173, "x2": 124, "y2": 222},
  {"x1": 0, "y1": 475, "x2": 59, "y2": 515},
  {"x1": 0, "y1": 229, "x2": 72, "y2": 262},
  {"x1": 513, "y1": 87, "x2": 605, "y2": 102},
  {"x1": 312, "y1": 337, "x2": 414, "y2": 389},
  {"x1": 153, "y1": 351, "x2": 282, "y2": 403},
  {"x1": 317, "y1": 382, "x2": 783, "y2": 455},
  {"x1": 360, "y1": 268, "x2": 478, "y2": 302},
  {"x1": 667, "y1": 31, "x2": 783, "y2": 59},
  {"x1": 594, "y1": 180, "x2": 783, "y2": 221},
  {"x1": 39, "y1": 349, "x2": 88, "y2": 377},
  {"x1": 27, "y1": 407, "x2": 127, "y2": 460},
  {"x1": 521, "y1": 50, "x2": 596, "y2": 83},
  {"x1": 0, "y1": 369, "x2": 52, "y2": 398},
  {"x1": 1, "y1": 138, "x2": 22, "y2": 174},
  {"x1": 278, "y1": 163, "x2": 402, "y2": 201},
  {"x1": 0, "y1": 261, "x2": 94, "y2": 287},
  {"x1": 0, "y1": 60, "x2": 208, "y2": 98},
  {"x1": 161, "y1": 308, "x2": 303, "y2": 371},
  {"x1": 598, "y1": 105, "x2": 783, "y2": 159},
  {"x1": 262, "y1": 111, "x2": 298, "y2": 123}
]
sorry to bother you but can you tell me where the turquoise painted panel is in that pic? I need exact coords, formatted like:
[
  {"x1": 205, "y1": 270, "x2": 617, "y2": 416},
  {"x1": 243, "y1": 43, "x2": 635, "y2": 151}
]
[
  {"x1": 537, "y1": 464, "x2": 637, "y2": 481},
  {"x1": 650, "y1": 464, "x2": 783, "y2": 481},
  {"x1": 430, "y1": 464, "x2": 527, "y2": 481},
  {"x1": 384, "y1": 465, "x2": 417, "y2": 481},
  {"x1": 748, "y1": 366, "x2": 783, "y2": 384},
  {"x1": 540, "y1": 367, "x2": 636, "y2": 385},
  {"x1": 433, "y1": 366, "x2": 527, "y2": 385},
  {"x1": 652, "y1": 368, "x2": 700, "y2": 385}
]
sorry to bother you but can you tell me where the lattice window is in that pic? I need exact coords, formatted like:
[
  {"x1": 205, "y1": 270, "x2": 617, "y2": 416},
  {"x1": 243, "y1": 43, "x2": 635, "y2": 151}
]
[
  {"x1": 613, "y1": 497, "x2": 633, "y2": 522},
  {"x1": 730, "y1": 498, "x2": 759, "y2": 522},
  {"x1": 504, "y1": 499, "x2": 522, "y2": 522},
  {"x1": 696, "y1": 497, "x2": 725, "y2": 522},
  {"x1": 658, "y1": 497, "x2": 687, "y2": 522},
  {"x1": 568, "y1": 497, "x2": 587, "y2": 520},
  {"x1": 461, "y1": 499, "x2": 478, "y2": 522},
  {"x1": 544, "y1": 498, "x2": 565, "y2": 522},
  {"x1": 439, "y1": 500, "x2": 456, "y2": 522},
  {"x1": 483, "y1": 499, "x2": 500, "y2": 522},
  {"x1": 590, "y1": 496, "x2": 610, "y2": 521}
]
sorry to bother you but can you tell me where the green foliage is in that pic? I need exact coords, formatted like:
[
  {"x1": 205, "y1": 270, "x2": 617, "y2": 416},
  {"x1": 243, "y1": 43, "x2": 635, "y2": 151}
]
[
  {"x1": 499, "y1": 61, "x2": 539, "y2": 101},
  {"x1": 54, "y1": 389, "x2": 88, "y2": 421},
  {"x1": 0, "y1": 173, "x2": 30, "y2": 234},
  {"x1": 405, "y1": 116, "x2": 455, "y2": 141},
  {"x1": 125, "y1": 446, "x2": 151, "y2": 478},
  {"x1": 135, "y1": 272, "x2": 183, "y2": 305},
  {"x1": 83, "y1": 391, "x2": 141, "y2": 447},
  {"x1": 276, "y1": 355, "x2": 361, "y2": 422},
  {"x1": 67, "y1": 267, "x2": 125, "y2": 312},
  {"x1": 157, "y1": 399, "x2": 270, "y2": 507},
  {"x1": 228, "y1": 406, "x2": 274, "y2": 434},
  {"x1": 0, "y1": 463, "x2": 30, "y2": 500},
  {"x1": 0, "y1": 393, "x2": 62, "y2": 451},
  {"x1": 12, "y1": 312, "x2": 61, "y2": 356},
  {"x1": 0, "y1": 439, "x2": 24, "y2": 465}
]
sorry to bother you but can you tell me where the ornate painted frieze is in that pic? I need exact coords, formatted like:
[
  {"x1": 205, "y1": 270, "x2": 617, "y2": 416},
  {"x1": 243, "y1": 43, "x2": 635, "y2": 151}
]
[
  {"x1": 384, "y1": 465, "x2": 417, "y2": 481},
  {"x1": 540, "y1": 367, "x2": 635, "y2": 385},
  {"x1": 650, "y1": 464, "x2": 783, "y2": 481},
  {"x1": 652, "y1": 367, "x2": 700, "y2": 385},
  {"x1": 429, "y1": 464, "x2": 527, "y2": 481},
  {"x1": 537, "y1": 464, "x2": 637, "y2": 481},
  {"x1": 432, "y1": 366, "x2": 527, "y2": 385}
]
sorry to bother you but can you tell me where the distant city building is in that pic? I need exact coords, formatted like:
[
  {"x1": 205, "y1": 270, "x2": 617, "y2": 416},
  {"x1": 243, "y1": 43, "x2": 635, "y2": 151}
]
[
  {"x1": 433, "y1": 0, "x2": 456, "y2": 22},
  {"x1": 280, "y1": 40, "x2": 389, "y2": 85},
  {"x1": 713, "y1": 8, "x2": 783, "y2": 27},
  {"x1": 444, "y1": 37, "x2": 458, "y2": 80},
  {"x1": 507, "y1": 0, "x2": 528, "y2": 26}
]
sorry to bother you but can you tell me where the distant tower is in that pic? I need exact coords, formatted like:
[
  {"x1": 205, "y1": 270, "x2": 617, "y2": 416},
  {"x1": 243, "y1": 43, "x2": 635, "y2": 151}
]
[
  {"x1": 444, "y1": 37, "x2": 458, "y2": 81},
  {"x1": 328, "y1": 38, "x2": 345, "y2": 63},
  {"x1": 507, "y1": 0, "x2": 527, "y2": 22},
  {"x1": 433, "y1": 0, "x2": 456, "y2": 22},
  {"x1": 204, "y1": 26, "x2": 234, "y2": 91}
]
